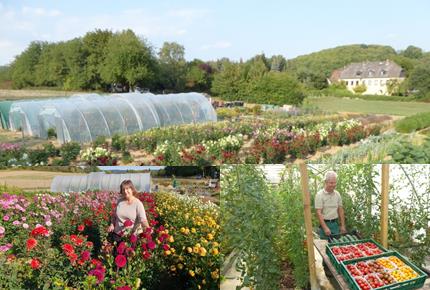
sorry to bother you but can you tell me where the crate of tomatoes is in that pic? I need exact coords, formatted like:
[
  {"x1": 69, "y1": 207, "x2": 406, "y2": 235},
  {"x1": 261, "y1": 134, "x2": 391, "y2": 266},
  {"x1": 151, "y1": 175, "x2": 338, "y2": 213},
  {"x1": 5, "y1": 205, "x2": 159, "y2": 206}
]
[
  {"x1": 326, "y1": 238, "x2": 388, "y2": 272},
  {"x1": 340, "y1": 251, "x2": 427, "y2": 290}
]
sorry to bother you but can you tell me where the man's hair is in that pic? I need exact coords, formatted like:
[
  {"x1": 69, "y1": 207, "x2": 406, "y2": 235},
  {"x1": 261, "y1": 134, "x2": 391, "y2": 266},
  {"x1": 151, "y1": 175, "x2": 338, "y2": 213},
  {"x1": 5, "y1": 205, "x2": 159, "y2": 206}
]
[{"x1": 324, "y1": 170, "x2": 337, "y2": 181}]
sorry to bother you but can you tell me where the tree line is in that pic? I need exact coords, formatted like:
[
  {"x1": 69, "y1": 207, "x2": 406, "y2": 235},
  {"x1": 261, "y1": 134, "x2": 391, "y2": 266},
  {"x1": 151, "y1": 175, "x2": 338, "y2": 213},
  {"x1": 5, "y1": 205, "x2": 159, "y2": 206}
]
[{"x1": 1, "y1": 29, "x2": 430, "y2": 105}]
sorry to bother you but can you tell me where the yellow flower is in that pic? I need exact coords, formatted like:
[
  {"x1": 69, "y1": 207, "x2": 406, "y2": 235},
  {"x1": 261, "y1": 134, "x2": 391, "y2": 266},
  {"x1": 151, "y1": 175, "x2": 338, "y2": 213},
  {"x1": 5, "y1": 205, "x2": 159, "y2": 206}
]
[
  {"x1": 207, "y1": 233, "x2": 214, "y2": 240},
  {"x1": 191, "y1": 228, "x2": 196, "y2": 234},
  {"x1": 168, "y1": 236, "x2": 174, "y2": 243},
  {"x1": 177, "y1": 263, "x2": 184, "y2": 270},
  {"x1": 193, "y1": 246, "x2": 199, "y2": 254},
  {"x1": 180, "y1": 227, "x2": 186, "y2": 233},
  {"x1": 164, "y1": 250, "x2": 172, "y2": 256},
  {"x1": 189, "y1": 270, "x2": 195, "y2": 277},
  {"x1": 170, "y1": 265, "x2": 176, "y2": 272},
  {"x1": 199, "y1": 247, "x2": 207, "y2": 257},
  {"x1": 211, "y1": 248, "x2": 219, "y2": 255},
  {"x1": 211, "y1": 270, "x2": 219, "y2": 279},
  {"x1": 213, "y1": 242, "x2": 219, "y2": 247},
  {"x1": 187, "y1": 247, "x2": 193, "y2": 253},
  {"x1": 202, "y1": 279, "x2": 206, "y2": 285}
]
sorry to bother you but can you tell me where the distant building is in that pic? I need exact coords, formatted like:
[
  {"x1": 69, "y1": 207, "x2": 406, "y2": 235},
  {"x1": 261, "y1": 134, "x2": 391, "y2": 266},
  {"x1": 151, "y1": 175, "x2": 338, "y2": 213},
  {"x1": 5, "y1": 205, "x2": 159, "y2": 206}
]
[{"x1": 328, "y1": 60, "x2": 405, "y2": 95}]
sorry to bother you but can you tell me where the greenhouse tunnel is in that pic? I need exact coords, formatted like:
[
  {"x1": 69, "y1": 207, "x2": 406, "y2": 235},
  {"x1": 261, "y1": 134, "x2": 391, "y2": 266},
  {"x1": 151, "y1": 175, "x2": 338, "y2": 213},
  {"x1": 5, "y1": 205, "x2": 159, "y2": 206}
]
[
  {"x1": 7, "y1": 92, "x2": 217, "y2": 143},
  {"x1": 50, "y1": 172, "x2": 151, "y2": 193}
]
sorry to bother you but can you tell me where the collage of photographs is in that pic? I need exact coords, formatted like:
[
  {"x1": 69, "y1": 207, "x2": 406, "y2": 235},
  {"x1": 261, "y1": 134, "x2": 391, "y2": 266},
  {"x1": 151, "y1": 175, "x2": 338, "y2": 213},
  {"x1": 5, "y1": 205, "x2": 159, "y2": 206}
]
[{"x1": 1, "y1": 1, "x2": 430, "y2": 290}]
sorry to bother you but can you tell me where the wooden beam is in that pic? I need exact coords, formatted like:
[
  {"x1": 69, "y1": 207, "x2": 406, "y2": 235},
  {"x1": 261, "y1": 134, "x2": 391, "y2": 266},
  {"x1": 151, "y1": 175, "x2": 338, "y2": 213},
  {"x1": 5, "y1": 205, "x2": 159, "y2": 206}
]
[
  {"x1": 381, "y1": 164, "x2": 389, "y2": 248},
  {"x1": 299, "y1": 163, "x2": 320, "y2": 290}
]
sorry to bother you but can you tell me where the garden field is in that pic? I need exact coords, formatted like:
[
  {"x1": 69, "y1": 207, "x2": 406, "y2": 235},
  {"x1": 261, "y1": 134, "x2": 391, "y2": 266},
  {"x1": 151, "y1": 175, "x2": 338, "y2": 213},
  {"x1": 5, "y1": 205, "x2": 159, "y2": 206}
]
[
  {"x1": 0, "y1": 188, "x2": 220, "y2": 289},
  {"x1": 0, "y1": 89, "x2": 82, "y2": 100},
  {"x1": 307, "y1": 96, "x2": 430, "y2": 116}
]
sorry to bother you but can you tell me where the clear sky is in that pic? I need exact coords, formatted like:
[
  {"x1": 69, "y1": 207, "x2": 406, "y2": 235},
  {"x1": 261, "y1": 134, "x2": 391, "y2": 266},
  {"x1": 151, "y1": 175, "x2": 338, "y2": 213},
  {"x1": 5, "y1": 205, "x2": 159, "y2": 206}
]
[{"x1": 1, "y1": 0, "x2": 429, "y2": 65}]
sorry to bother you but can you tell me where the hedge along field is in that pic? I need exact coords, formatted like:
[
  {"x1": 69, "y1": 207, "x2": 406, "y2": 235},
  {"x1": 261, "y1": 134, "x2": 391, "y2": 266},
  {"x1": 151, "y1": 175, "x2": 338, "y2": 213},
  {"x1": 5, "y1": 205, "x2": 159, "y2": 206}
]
[
  {"x1": 395, "y1": 111, "x2": 430, "y2": 133},
  {"x1": 0, "y1": 190, "x2": 220, "y2": 290},
  {"x1": 307, "y1": 96, "x2": 430, "y2": 116},
  {"x1": 221, "y1": 164, "x2": 430, "y2": 289}
]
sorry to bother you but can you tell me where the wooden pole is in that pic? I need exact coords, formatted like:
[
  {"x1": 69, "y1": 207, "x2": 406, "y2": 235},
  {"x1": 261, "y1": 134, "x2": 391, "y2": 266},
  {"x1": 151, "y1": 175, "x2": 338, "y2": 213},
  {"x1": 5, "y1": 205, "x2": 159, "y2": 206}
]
[
  {"x1": 299, "y1": 163, "x2": 320, "y2": 290},
  {"x1": 380, "y1": 164, "x2": 389, "y2": 248}
]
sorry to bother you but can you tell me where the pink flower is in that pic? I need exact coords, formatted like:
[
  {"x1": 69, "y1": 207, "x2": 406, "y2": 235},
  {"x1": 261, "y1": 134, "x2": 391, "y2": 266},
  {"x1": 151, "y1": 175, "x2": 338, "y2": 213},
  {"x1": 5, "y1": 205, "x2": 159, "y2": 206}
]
[
  {"x1": 130, "y1": 234, "x2": 137, "y2": 243},
  {"x1": 13, "y1": 220, "x2": 20, "y2": 226},
  {"x1": 0, "y1": 243, "x2": 12, "y2": 252},
  {"x1": 123, "y1": 219, "x2": 133, "y2": 227},
  {"x1": 89, "y1": 268, "x2": 105, "y2": 284},
  {"x1": 3, "y1": 215, "x2": 10, "y2": 221},
  {"x1": 77, "y1": 224, "x2": 85, "y2": 232},
  {"x1": 162, "y1": 244, "x2": 170, "y2": 251},
  {"x1": 147, "y1": 240, "x2": 156, "y2": 250},
  {"x1": 114, "y1": 255, "x2": 127, "y2": 268},
  {"x1": 81, "y1": 250, "x2": 91, "y2": 261},
  {"x1": 22, "y1": 223, "x2": 29, "y2": 229},
  {"x1": 45, "y1": 220, "x2": 52, "y2": 227},
  {"x1": 117, "y1": 242, "x2": 126, "y2": 255},
  {"x1": 0, "y1": 226, "x2": 5, "y2": 235},
  {"x1": 117, "y1": 286, "x2": 131, "y2": 290}
]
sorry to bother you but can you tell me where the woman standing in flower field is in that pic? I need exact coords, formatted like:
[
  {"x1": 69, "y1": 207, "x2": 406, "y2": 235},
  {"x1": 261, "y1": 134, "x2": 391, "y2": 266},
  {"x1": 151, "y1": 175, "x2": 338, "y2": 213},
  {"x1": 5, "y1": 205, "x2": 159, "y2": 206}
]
[{"x1": 108, "y1": 180, "x2": 151, "y2": 243}]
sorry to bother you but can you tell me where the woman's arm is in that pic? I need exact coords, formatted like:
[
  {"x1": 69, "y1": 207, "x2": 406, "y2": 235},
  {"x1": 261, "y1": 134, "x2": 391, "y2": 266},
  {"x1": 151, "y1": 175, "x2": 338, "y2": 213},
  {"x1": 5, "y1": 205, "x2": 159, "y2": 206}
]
[{"x1": 135, "y1": 201, "x2": 150, "y2": 231}]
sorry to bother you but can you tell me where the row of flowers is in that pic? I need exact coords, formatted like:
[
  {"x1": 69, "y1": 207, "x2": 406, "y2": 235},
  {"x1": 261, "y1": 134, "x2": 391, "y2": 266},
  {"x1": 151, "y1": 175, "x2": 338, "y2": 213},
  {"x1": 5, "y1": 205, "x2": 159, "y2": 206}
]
[
  {"x1": 152, "y1": 134, "x2": 244, "y2": 165},
  {"x1": 0, "y1": 190, "x2": 220, "y2": 289},
  {"x1": 250, "y1": 120, "x2": 382, "y2": 163}
]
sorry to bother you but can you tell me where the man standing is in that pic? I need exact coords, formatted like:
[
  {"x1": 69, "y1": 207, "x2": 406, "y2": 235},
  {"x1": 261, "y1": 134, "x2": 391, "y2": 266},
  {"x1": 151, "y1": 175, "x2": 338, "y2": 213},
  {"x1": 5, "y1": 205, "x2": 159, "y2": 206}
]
[{"x1": 315, "y1": 171, "x2": 346, "y2": 239}]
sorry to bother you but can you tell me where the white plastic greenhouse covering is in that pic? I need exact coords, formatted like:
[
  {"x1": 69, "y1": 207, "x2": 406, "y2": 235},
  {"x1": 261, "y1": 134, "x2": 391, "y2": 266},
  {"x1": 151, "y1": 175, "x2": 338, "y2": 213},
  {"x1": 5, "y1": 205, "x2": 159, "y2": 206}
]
[
  {"x1": 8, "y1": 92, "x2": 217, "y2": 143},
  {"x1": 50, "y1": 172, "x2": 151, "y2": 193}
]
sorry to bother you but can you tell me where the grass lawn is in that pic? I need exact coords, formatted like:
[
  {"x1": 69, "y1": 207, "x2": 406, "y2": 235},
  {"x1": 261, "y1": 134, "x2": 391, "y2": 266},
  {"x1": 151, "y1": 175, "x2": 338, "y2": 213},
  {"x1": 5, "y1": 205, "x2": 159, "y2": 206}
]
[{"x1": 307, "y1": 96, "x2": 430, "y2": 116}]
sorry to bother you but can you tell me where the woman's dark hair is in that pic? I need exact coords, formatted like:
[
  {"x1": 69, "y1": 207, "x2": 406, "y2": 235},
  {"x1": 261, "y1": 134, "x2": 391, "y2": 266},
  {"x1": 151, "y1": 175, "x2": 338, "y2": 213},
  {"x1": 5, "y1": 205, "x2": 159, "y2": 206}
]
[{"x1": 120, "y1": 180, "x2": 138, "y2": 197}]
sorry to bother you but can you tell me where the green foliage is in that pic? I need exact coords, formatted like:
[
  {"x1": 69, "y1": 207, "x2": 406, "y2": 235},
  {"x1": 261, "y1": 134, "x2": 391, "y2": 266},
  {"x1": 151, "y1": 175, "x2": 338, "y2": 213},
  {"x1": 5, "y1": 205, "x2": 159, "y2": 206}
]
[
  {"x1": 353, "y1": 84, "x2": 367, "y2": 94},
  {"x1": 389, "y1": 138, "x2": 430, "y2": 163},
  {"x1": 276, "y1": 168, "x2": 309, "y2": 287},
  {"x1": 158, "y1": 42, "x2": 187, "y2": 92},
  {"x1": 111, "y1": 134, "x2": 127, "y2": 152},
  {"x1": 47, "y1": 128, "x2": 57, "y2": 139},
  {"x1": 395, "y1": 112, "x2": 430, "y2": 133},
  {"x1": 246, "y1": 72, "x2": 305, "y2": 105},
  {"x1": 100, "y1": 29, "x2": 157, "y2": 89},
  {"x1": 92, "y1": 135, "x2": 108, "y2": 148},
  {"x1": 221, "y1": 165, "x2": 282, "y2": 289},
  {"x1": 59, "y1": 142, "x2": 81, "y2": 165},
  {"x1": 408, "y1": 60, "x2": 430, "y2": 97},
  {"x1": 401, "y1": 45, "x2": 423, "y2": 59},
  {"x1": 11, "y1": 41, "x2": 45, "y2": 88}
]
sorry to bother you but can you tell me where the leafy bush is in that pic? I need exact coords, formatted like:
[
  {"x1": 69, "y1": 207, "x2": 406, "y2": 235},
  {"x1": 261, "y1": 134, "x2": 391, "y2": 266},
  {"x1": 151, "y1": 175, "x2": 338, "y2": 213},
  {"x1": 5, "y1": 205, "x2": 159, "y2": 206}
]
[
  {"x1": 92, "y1": 136, "x2": 107, "y2": 148},
  {"x1": 395, "y1": 112, "x2": 430, "y2": 133},
  {"x1": 46, "y1": 128, "x2": 57, "y2": 139},
  {"x1": 389, "y1": 138, "x2": 430, "y2": 163},
  {"x1": 27, "y1": 149, "x2": 49, "y2": 165},
  {"x1": 111, "y1": 134, "x2": 127, "y2": 152},
  {"x1": 59, "y1": 142, "x2": 81, "y2": 165}
]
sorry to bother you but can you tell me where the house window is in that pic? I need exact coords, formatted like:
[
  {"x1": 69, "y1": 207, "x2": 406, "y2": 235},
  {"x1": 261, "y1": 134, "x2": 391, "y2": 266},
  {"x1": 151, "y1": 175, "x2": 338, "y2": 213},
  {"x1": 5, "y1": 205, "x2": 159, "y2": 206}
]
[
  {"x1": 374, "y1": 80, "x2": 378, "y2": 85},
  {"x1": 367, "y1": 80, "x2": 372, "y2": 86}
]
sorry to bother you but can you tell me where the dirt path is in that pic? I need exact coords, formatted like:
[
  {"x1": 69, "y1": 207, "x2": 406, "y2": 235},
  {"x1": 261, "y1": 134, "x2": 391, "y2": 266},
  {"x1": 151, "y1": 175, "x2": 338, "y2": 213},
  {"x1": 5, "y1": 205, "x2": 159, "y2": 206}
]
[
  {"x1": 0, "y1": 89, "x2": 83, "y2": 100},
  {"x1": 0, "y1": 170, "x2": 84, "y2": 190}
]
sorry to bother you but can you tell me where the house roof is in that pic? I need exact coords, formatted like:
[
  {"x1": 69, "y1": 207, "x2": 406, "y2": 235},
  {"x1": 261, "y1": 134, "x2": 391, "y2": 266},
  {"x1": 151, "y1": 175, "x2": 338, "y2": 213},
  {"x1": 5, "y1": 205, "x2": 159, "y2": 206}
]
[{"x1": 332, "y1": 60, "x2": 405, "y2": 81}]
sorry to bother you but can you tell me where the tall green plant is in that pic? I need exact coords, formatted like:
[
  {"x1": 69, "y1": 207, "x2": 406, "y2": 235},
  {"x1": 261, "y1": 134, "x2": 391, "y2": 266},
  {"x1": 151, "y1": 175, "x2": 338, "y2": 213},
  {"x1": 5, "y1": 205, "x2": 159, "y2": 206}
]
[{"x1": 221, "y1": 165, "x2": 281, "y2": 290}]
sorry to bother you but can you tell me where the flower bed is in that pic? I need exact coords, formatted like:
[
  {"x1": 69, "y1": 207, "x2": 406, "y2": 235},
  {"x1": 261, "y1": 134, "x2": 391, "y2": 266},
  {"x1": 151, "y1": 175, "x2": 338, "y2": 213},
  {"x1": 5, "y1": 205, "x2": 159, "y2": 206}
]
[{"x1": 0, "y1": 190, "x2": 220, "y2": 289}]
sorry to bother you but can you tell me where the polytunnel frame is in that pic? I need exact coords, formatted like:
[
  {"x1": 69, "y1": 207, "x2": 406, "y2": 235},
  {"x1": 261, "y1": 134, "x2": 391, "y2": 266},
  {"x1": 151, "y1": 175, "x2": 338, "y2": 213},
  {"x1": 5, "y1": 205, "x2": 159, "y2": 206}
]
[
  {"x1": 50, "y1": 172, "x2": 151, "y2": 193},
  {"x1": 8, "y1": 93, "x2": 216, "y2": 143}
]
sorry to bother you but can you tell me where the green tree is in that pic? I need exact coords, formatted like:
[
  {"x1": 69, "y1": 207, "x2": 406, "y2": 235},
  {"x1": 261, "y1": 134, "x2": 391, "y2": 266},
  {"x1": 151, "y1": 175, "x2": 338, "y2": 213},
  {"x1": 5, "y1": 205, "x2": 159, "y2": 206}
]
[
  {"x1": 211, "y1": 60, "x2": 245, "y2": 99},
  {"x1": 185, "y1": 59, "x2": 213, "y2": 92},
  {"x1": 82, "y1": 29, "x2": 113, "y2": 90},
  {"x1": 269, "y1": 55, "x2": 286, "y2": 72},
  {"x1": 62, "y1": 38, "x2": 88, "y2": 90},
  {"x1": 247, "y1": 71, "x2": 305, "y2": 105},
  {"x1": 402, "y1": 45, "x2": 423, "y2": 59},
  {"x1": 353, "y1": 83, "x2": 367, "y2": 94},
  {"x1": 408, "y1": 60, "x2": 430, "y2": 97},
  {"x1": 33, "y1": 42, "x2": 68, "y2": 87},
  {"x1": 158, "y1": 42, "x2": 187, "y2": 92},
  {"x1": 100, "y1": 29, "x2": 156, "y2": 90},
  {"x1": 11, "y1": 41, "x2": 46, "y2": 88}
]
